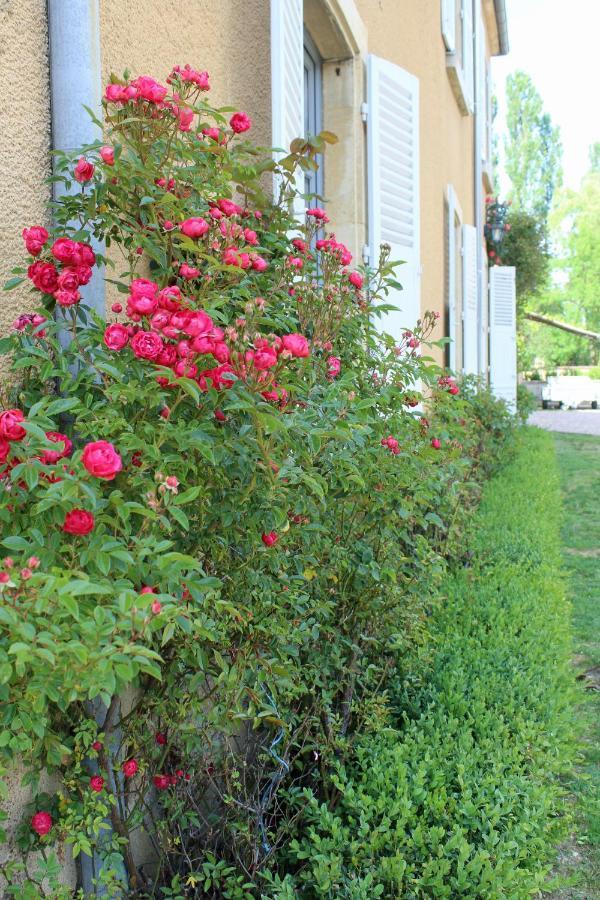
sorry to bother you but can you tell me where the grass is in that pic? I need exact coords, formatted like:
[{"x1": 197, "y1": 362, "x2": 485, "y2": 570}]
[{"x1": 550, "y1": 432, "x2": 600, "y2": 898}]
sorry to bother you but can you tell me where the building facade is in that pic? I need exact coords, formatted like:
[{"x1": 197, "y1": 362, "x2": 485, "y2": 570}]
[
  {"x1": 0, "y1": 0, "x2": 516, "y2": 881},
  {"x1": 0, "y1": 0, "x2": 515, "y2": 393}
]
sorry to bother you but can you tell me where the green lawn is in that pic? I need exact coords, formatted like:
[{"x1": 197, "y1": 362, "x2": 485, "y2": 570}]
[{"x1": 553, "y1": 433, "x2": 600, "y2": 897}]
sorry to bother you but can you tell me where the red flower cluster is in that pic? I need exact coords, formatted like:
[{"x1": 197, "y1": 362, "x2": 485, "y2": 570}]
[
  {"x1": 25, "y1": 233, "x2": 95, "y2": 308},
  {"x1": 103, "y1": 278, "x2": 310, "y2": 399},
  {"x1": 438, "y1": 375, "x2": 460, "y2": 396},
  {"x1": 381, "y1": 435, "x2": 400, "y2": 456}
]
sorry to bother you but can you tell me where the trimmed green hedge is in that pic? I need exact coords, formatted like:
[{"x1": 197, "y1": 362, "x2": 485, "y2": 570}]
[{"x1": 272, "y1": 429, "x2": 574, "y2": 898}]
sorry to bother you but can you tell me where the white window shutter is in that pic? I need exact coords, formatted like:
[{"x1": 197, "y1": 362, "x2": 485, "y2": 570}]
[
  {"x1": 462, "y1": 0, "x2": 474, "y2": 113},
  {"x1": 489, "y1": 266, "x2": 517, "y2": 408},
  {"x1": 441, "y1": 0, "x2": 456, "y2": 52},
  {"x1": 462, "y1": 224, "x2": 478, "y2": 374},
  {"x1": 446, "y1": 186, "x2": 458, "y2": 371},
  {"x1": 271, "y1": 0, "x2": 305, "y2": 211},
  {"x1": 479, "y1": 251, "x2": 489, "y2": 376},
  {"x1": 367, "y1": 54, "x2": 420, "y2": 342}
]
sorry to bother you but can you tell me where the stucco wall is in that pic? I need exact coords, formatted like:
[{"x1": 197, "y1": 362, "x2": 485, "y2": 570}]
[
  {"x1": 356, "y1": 0, "x2": 476, "y2": 359},
  {"x1": 0, "y1": 0, "x2": 52, "y2": 377},
  {"x1": 100, "y1": 0, "x2": 272, "y2": 148}
]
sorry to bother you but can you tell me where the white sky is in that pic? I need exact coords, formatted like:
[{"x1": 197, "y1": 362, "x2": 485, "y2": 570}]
[{"x1": 493, "y1": 0, "x2": 600, "y2": 191}]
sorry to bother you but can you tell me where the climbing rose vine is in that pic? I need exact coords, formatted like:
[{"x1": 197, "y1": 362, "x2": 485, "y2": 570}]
[{"x1": 0, "y1": 63, "x2": 513, "y2": 896}]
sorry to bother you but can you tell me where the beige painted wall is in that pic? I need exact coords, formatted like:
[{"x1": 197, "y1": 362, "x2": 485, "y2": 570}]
[
  {"x1": 0, "y1": 0, "x2": 52, "y2": 378},
  {"x1": 356, "y1": 0, "x2": 476, "y2": 358},
  {"x1": 100, "y1": 0, "x2": 272, "y2": 149}
]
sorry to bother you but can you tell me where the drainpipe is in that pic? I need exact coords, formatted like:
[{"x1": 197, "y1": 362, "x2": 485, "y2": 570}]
[
  {"x1": 493, "y1": 0, "x2": 509, "y2": 55},
  {"x1": 47, "y1": 0, "x2": 105, "y2": 318},
  {"x1": 473, "y1": 1, "x2": 485, "y2": 378},
  {"x1": 46, "y1": 4, "x2": 120, "y2": 893}
]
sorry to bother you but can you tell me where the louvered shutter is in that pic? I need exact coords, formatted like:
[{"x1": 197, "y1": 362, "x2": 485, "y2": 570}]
[
  {"x1": 489, "y1": 266, "x2": 517, "y2": 408},
  {"x1": 446, "y1": 186, "x2": 458, "y2": 370},
  {"x1": 462, "y1": 224, "x2": 478, "y2": 374},
  {"x1": 271, "y1": 0, "x2": 304, "y2": 211},
  {"x1": 462, "y1": 0, "x2": 474, "y2": 113},
  {"x1": 367, "y1": 54, "x2": 420, "y2": 341},
  {"x1": 479, "y1": 251, "x2": 489, "y2": 376},
  {"x1": 441, "y1": 0, "x2": 456, "y2": 52}
]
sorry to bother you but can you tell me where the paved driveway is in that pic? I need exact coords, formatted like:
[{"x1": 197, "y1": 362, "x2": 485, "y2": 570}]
[{"x1": 528, "y1": 409, "x2": 600, "y2": 436}]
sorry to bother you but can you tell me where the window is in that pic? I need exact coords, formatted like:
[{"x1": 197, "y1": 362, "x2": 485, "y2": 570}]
[
  {"x1": 442, "y1": 0, "x2": 474, "y2": 115},
  {"x1": 303, "y1": 28, "x2": 324, "y2": 203}
]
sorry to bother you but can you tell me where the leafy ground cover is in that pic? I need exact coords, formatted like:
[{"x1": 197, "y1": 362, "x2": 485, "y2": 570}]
[{"x1": 269, "y1": 429, "x2": 575, "y2": 898}]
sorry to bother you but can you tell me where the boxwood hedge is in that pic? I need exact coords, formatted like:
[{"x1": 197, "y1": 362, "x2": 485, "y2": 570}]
[{"x1": 271, "y1": 428, "x2": 574, "y2": 898}]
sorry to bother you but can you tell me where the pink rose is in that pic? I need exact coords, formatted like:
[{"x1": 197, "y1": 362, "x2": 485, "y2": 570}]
[
  {"x1": 28, "y1": 261, "x2": 59, "y2": 294},
  {"x1": 177, "y1": 106, "x2": 194, "y2": 131},
  {"x1": 122, "y1": 759, "x2": 138, "y2": 778},
  {"x1": 168, "y1": 65, "x2": 210, "y2": 90},
  {"x1": 51, "y1": 238, "x2": 79, "y2": 265},
  {"x1": 281, "y1": 333, "x2": 310, "y2": 358},
  {"x1": 128, "y1": 293, "x2": 158, "y2": 316},
  {"x1": 180, "y1": 217, "x2": 209, "y2": 239},
  {"x1": 306, "y1": 207, "x2": 330, "y2": 223},
  {"x1": 0, "y1": 439, "x2": 10, "y2": 463},
  {"x1": 105, "y1": 83, "x2": 127, "y2": 103},
  {"x1": 22, "y1": 226, "x2": 49, "y2": 256},
  {"x1": 261, "y1": 531, "x2": 278, "y2": 547},
  {"x1": 89, "y1": 776, "x2": 104, "y2": 792},
  {"x1": 40, "y1": 431, "x2": 72, "y2": 465},
  {"x1": 202, "y1": 127, "x2": 223, "y2": 143},
  {"x1": 327, "y1": 356, "x2": 341, "y2": 378},
  {"x1": 217, "y1": 198, "x2": 243, "y2": 217},
  {"x1": 131, "y1": 75, "x2": 167, "y2": 103},
  {"x1": 156, "y1": 344, "x2": 177, "y2": 367},
  {"x1": 77, "y1": 242, "x2": 96, "y2": 266},
  {"x1": 63, "y1": 509, "x2": 95, "y2": 535},
  {"x1": 0, "y1": 409, "x2": 26, "y2": 442},
  {"x1": 104, "y1": 323, "x2": 129, "y2": 351},
  {"x1": 74, "y1": 264, "x2": 93, "y2": 285},
  {"x1": 179, "y1": 263, "x2": 200, "y2": 280},
  {"x1": 130, "y1": 278, "x2": 158, "y2": 298},
  {"x1": 157, "y1": 286, "x2": 181, "y2": 311},
  {"x1": 74, "y1": 157, "x2": 95, "y2": 183},
  {"x1": 31, "y1": 812, "x2": 53, "y2": 836},
  {"x1": 349, "y1": 271, "x2": 364, "y2": 290},
  {"x1": 253, "y1": 346, "x2": 278, "y2": 370},
  {"x1": 54, "y1": 289, "x2": 81, "y2": 307},
  {"x1": 153, "y1": 774, "x2": 170, "y2": 790},
  {"x1": 131, "y1": 330, "x2": 163, "y2": 360},
  {"x1": 431, "y1": 438, "x2": 441, "y2": 450},
  {"x1": 251, "y1": 255, "x2": 268, "y2": 272},
  {"x1": 230, "y1": 111, "x2": 251, "y2": 133},
  {"x1": 57, "y1": 268, "x2": 81, "y2": 292},
  {"x1": 99, "y1": 145, "x2": 115, "y2": 165},
  {"x1": 82, "y1": 440, "x2": 122, "y2": 480}
]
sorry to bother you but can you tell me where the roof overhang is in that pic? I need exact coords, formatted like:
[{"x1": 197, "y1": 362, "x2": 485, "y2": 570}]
[
  {"x1": 493, "y1": 0, "x2": 510, "y2": 55},
  {"x1": 483, "y1": 0, "x2": 509, "y2": 56}
]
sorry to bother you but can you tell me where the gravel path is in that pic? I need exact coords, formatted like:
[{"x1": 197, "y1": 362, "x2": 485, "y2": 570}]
[{"x1": 528, "y1": 409, "x2": 600, "y2": 436}]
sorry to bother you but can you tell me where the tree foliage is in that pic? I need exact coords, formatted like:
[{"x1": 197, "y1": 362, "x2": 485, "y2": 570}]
[{"x1": 504, "y1": 71, "x2": 563, "y2": 220}]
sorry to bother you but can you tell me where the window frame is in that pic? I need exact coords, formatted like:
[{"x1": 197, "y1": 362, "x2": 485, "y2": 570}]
[
  {"x1": 303, "y1": 27, "x2": 324, "y2": 204},
  {"x1": 444, "y1": 0, "x2": 474, "y2": 116}
]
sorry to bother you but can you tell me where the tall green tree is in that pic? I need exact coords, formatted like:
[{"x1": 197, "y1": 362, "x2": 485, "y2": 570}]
[{"x1": 504, "y1": 71, "x2": 563, "y2": 220}]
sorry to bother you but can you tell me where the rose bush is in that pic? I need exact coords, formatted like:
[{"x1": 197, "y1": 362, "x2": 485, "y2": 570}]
[{"x1": 0, "y1": 64, "x2": 515, "y2": 895}]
